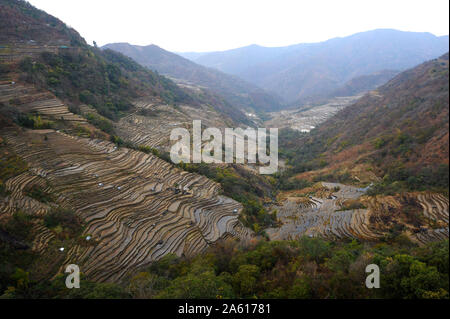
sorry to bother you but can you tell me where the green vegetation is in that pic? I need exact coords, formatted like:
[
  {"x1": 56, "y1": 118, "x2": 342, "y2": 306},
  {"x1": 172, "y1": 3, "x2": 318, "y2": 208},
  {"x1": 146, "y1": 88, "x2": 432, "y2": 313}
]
[
  {"x1": 277, "y1": 177, "x2": 313, "y2": 191},
  {"x1": 367, "y1": 163, "x2": 449, "y2": 196},
  {"x1": 85, "y1": 113, "x2": 114, "y2": 135},
  {"x1": 137, "y1": 145, "x2": 160, "y2": 157},
  {"x1": 137, "y1": 238, "x2": 449, "y2": 299},
  {"x1": 3, "y1": 237, "x2": 447, "y2": 299},
  {"x1": 0, "y1": 211, "x2": 36, "y2": 294},
  {"x1": 16, "y1": 114, "x2": 53, "y2": 129},
  {"x1": 18, "y1": 47, "x2": 192, "y2": 122},
  {"x1": 0, "y1": 211, "x2": 34, "y2": 242},
  {"x1": 44, "y1": 208, "x2": 82, "y2": 238},
  {"x1": 0, "y1": 145, "x2": 27, "y2": 196},
  {"x1": 278, "y1": 128, "x2": 327, "y2": 176},
  {"x1": 25, "y1": 185, "x2": 55, "y2": 204},
  {"x1": 1, "y1": 272, "x2": 129, "y2": 299},
  {"x1": 273, "y1": 127, "x2": 328, "y2": 191}
]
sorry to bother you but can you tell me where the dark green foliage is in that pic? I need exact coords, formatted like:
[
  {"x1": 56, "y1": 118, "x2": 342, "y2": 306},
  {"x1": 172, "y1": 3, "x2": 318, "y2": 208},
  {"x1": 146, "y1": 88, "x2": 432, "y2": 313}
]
[
  {"x1": 85, "y1": 113, "x2": 114, "y2": 135},
  {"x1": 367, "y1": 163, "x2": 449, "y2": 196},
  {"x1": 137, "y1": 145, "x2": 160, "y2": 156},
  {"x1": 278, "y1": 177, "x2": 313, "y2": 191},
  {"x1": 18, "y1": 47, "x2": 193, "y2": 121},
  {"x1": 125, "y1": 238, "x2": 449, "y2": 299},
  {"x1": 1, "y1": 236, "x2": 447, "y2": 299},
  {"x1": 0, "y1": 211, "x2": 34, "y2": 241},
  {"x1": 25, "y1": 185, "x2": 55, "y2": 204},
  {"x1": 16, "y1": 114, "x2": 53, "y2": 129},
  {"x1": 0, "y1": 146, "x2": 28, "y2": 196},
  {"x1": 44, "y1": 208, "x2": 81, "y2": 236},
  {"x1": 2, "y1": 273, "x2": 129, "y2": 299},
  {"x1": 0, "y1": 218, "x2": 36, "y2": 294},
  {"x1": 16, "y1": 113, "x2": 35, "y2": 128},
  {"x1": 277, "y1": 127, "x2": 328, "y2": 178}
]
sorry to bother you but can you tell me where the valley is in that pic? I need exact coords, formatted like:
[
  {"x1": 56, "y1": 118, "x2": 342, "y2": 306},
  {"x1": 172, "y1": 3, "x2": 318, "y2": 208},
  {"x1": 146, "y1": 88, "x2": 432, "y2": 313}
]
[
  {"x1": 264, "y1": 95, "x2": 362, "y2": 132},
  {"x1": 0, "y1": 0, "x2": 448, "y2": 300}
]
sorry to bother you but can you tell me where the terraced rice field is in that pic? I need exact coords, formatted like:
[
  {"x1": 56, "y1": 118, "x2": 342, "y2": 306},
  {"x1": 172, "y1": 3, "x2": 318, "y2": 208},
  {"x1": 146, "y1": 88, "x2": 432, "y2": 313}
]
[
  {"x1": 0, "y1": 82, "x2": 86, "y2": 123},
  {"x1": 0, "y1": 127, "x2": 252, "y2": 282},
  {"x1": 0, "y1": 43, "x2": 63, "y2": 63},
  {"x1": 266, "y1": 183, "x2": 380, "y2": 240},
  {"x1": 265, "y1": 95, "x2": 361, "y2": 132},
  {"x1": 266, "y1": 182, "x2": 449, "y2": 243},
  {"x1": 411, "y1": 193, "x2": 448, "y2": 243},
  {"x1": 114, "y1": 98, "x2": 232, "y2": 151}
]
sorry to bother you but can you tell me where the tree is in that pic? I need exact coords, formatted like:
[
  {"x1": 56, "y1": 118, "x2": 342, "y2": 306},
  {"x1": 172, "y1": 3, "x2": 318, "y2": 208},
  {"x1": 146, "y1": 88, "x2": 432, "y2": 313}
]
[{"x1": 232, "y1": 264, "x2": 260, "y2": 297}]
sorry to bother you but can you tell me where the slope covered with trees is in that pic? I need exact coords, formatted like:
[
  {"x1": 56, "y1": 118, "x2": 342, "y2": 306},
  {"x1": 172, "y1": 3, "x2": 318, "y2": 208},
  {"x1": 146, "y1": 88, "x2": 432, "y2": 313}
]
[
  {"x1": 102, "y1": 43, "x2": 283, "y2": 112},
  {"x1": 4, "y1": 238, "x2": 448, "y2": 299}
]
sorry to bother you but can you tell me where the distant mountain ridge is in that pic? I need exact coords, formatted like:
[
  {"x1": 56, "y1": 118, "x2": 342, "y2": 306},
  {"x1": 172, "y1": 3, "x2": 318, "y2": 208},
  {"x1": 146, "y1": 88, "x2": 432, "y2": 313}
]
[
  {"x1": 181, "y1": 29, "x2": 449, "y2": 105},
  {"x1": 329, "y1": 69, "x2": 399, "y2": 98},
  {"x1": 102, "y1": 43, "x2": 284, "y2": 112}
]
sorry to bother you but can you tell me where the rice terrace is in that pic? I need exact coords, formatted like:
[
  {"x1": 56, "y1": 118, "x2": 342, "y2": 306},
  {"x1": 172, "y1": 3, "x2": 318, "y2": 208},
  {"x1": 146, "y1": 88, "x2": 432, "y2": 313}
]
[{"x1": 0, "y1": 0, "x2": 448, "y2": 307}]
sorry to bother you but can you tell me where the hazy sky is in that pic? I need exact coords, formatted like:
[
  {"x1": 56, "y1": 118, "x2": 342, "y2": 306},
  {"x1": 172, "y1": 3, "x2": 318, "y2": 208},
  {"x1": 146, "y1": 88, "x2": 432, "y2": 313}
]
[{"x1": 28, "y1": 0, "x2": 449, "y2": 52}]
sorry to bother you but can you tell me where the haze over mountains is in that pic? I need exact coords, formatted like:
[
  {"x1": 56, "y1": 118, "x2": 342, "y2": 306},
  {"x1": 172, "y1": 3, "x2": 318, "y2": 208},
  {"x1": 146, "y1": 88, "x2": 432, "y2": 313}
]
[
  {"x1": 102, "y1": 43, "x2": 283, "y2": 112},
  {"x1": 181, "y1": 29, "x2": 449, "y2": 105}
]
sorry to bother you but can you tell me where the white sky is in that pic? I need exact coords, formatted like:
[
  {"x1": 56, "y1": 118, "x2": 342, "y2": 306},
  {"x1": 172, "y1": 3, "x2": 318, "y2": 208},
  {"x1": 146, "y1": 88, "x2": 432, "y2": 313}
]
[{"x1": 27, "y1": 0, "x2": 449, "y2": 52}]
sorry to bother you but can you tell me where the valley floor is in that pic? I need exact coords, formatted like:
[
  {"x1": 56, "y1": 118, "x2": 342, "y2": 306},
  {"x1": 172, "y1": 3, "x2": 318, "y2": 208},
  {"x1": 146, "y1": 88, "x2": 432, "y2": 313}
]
[
  {"x1": 265, "y1": 95, "x2": 362, "y2": 132},
  {"x1": 267, "y1": 182, "x2": 449, "y2": 245}
]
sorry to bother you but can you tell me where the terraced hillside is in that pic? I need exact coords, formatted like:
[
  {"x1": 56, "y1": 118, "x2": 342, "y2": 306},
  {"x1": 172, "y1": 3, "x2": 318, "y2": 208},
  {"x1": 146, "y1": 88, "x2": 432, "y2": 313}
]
[
  {"x1": 279, "y1": 53, "x2": 449, "y2": 198},
  {"x1": 265, "y1": 95, "x2": 361, "y2": 132},
  {"x1": 0, "y1": 1, "x2": 260, "y2": 286},
  {"x1": 0, "y1": 125, "x2": 252, "y2": 282},
  {"x1": 0, "y1": 81, "x2": 86, "y2": 123},
  {"x1": 114, "y1": 98, "x2": 232, "y2": 151},
  {"x1": 267, "y1": 183, "x2": 449, "y2": 244},
  {"x1": 0, "y1": 43, "x2": 66, "y2": 64}
]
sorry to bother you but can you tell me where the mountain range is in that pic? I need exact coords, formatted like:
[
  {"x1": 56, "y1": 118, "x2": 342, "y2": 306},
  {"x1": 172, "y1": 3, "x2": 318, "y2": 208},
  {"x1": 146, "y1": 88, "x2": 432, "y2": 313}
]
[
  {"x1": 0, "y1": 0, "x2": 448, "y2": 300},
  {"x1": 102, "y1": 43, "x2": 283, "y2": 112},
  {"x1": 181, "y1": 29, "x2": 449, "y2": 105}
]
